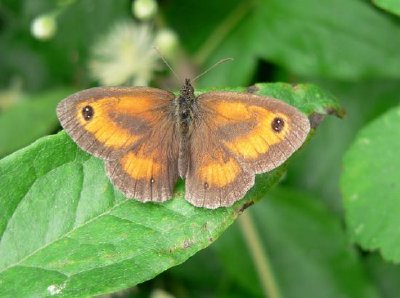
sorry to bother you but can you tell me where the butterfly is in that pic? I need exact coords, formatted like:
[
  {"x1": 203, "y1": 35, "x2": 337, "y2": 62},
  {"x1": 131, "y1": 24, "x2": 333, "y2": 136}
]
[{"x1": 57, "y1": 79, "x2": 310, "y2": 208}]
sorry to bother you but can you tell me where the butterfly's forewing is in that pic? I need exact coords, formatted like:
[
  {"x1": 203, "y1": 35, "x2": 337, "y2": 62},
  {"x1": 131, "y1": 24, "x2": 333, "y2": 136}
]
[
  {"x1": 185, "y1": 92, "x2": 310, "y2": 208},
  {"x1": 57, "y1": 87, "x2": 180, "y2": 202}
]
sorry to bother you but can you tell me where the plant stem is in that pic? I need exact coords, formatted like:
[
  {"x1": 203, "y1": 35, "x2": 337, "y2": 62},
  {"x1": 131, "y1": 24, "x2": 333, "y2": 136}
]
[
  {"x1": 193, "y1": 0, "x2": 254, "y2": 65},
  {"x1": 238, "y1": 211, "x2": 281, "y2": 298}
]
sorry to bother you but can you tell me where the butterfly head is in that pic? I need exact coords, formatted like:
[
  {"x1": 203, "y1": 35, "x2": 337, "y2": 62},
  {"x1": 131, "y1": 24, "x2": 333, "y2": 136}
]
[{"x1": 180, "y1": 78, "x2": 195, "y2": 100}]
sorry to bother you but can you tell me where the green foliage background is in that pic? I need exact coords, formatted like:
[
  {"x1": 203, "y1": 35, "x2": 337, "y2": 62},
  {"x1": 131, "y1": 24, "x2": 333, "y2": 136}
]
[{"x1": 1, "y1": 0, "x2": 400, "y2": 297}]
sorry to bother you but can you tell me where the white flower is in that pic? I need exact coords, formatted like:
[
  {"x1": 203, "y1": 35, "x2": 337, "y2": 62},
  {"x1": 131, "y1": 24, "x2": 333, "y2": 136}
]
[
  {"x1": 31, "y1": 14, "x2": 57, "y2": 40},
  {"x1": 89, "y1": 21, "x2": 160, "y2": 86}
]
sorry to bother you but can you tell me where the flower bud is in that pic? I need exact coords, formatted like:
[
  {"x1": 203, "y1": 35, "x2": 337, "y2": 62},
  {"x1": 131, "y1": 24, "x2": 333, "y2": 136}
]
[
  {"x1": 31, "y1": 14, "x2": 57, "y2": 40},
  {"x1": 132, "y1": 0, "x2": 158, "y2": 20},
  {"x1": 154, "y1": 29, "x2": 178, "y2": 58}
]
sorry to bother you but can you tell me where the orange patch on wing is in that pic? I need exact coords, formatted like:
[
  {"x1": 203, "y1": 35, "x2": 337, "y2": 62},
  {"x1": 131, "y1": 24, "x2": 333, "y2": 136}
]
[
  {"x1": 199, "y1": 158, "x2": 241, "y2": 187},
  {"x1": 121, "y1": 150, "x2": 161, "y2": 180},
  {"x1": 77, "y1": 100, "x2": 139, "y2": 149},
  {"x1": 224, "y1": 107, "x2": 289, "y2": 159},
  {"x1": 76, "y1": 95, "x2": 161, "y2": 149},
  {"x1": 116, "y1": 96, "x2": 159, "y2": 121},
  {"x1": 214, "y1": 101, "x2": 251, "y2": 121}
]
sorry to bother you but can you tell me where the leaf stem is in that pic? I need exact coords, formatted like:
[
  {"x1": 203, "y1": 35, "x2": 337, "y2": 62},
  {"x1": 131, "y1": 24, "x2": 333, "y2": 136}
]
[{"x1": 238, "y1": 211, "x2": 281, "y2": 298}]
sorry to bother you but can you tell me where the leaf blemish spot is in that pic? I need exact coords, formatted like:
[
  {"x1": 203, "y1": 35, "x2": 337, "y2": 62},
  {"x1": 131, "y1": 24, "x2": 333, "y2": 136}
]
[
  {"x1": 350, "y1": 193, "x2": 359, "y2": 201},
  {"x1": 360, "y1": 138, "x2": 371, "y2": 145},
  {"x1": 183, "y1": 239, "x2": 193, "y2": 249},
  {"x1": 47, "y1": 284, "x2": 65, "y2": 295},
  {"x1": 355, "y1": 224, "x2": 365, "y2": 235}
]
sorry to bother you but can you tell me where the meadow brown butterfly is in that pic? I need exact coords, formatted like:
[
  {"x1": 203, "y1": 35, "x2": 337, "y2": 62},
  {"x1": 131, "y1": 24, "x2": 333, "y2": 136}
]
[{"x1": 57, "y1": 79, "x2": 310, "y2": 208}]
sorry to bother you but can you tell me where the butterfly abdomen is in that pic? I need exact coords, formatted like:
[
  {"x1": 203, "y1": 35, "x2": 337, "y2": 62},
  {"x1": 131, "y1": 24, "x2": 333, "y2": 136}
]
[{"x1": 177, "y1": 102, "x2": 195, "y2": 133}]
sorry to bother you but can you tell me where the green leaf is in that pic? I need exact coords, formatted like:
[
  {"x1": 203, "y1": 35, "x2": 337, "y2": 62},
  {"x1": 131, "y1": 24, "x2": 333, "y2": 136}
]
[
  {"x1": 253, "y1": 0, "x2": 400, "y2": 80},
  {"x1": 166, "y1": 0, "x2": 400, "y2": 86},
  {"x1": 341, "y1": 105, "x2": 400, "y2": 262},
  {"x1": 288, "y1": 79, "x2": 400, "y2": 210},
  {"x1": 212, "y1": 187, "x2": 378, "y2": 298},
  {"x1": 373, "y1": 0, "x2": 400, "y2": 16},
  {"x1": 0, "y1": 88, "x2": 73, "y2": 157},
  {"x1": 0, "y1": 83, "x2": 339, "y2": 297}
]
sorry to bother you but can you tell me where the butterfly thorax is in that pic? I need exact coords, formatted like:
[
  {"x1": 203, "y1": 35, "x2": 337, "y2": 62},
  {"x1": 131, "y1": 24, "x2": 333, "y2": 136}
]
[{"x1": 176, "y1": 79, "x2": 197, "y2": 135}]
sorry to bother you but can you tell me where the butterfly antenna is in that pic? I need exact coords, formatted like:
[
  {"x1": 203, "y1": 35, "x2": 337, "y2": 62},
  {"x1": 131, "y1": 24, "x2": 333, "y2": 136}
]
[
  {"x1": 192, "y1": 58, "x2": 234, "y2": 83},
  {"x1": 153, "y1": 46, "x2": 181, "y2": 82}
]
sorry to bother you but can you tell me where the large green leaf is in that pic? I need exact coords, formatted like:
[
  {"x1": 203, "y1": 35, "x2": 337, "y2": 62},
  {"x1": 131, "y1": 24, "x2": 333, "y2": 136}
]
[
  {"x1": 165, "y1": 0, "x2": 400, "y2": 86},
  {"x1": 341, "y1": 105, "x2": 400, "y2": 262},
  {"x1": 0, "y1": 83, "x2": 339, "y2": 297},
  {"x1": 0, "y1": 88, "x2": 73, "y2": 157},
  {"x1": 288, "y1": 79, "x2": 400, "y2": 211}
]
